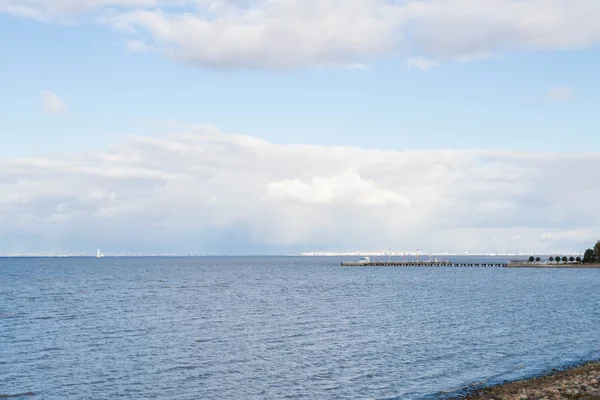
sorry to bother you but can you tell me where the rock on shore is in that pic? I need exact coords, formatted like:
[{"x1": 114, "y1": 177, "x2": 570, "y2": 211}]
[{"x1": 452, "y1": 361, "x2": 600, "y2": 400}]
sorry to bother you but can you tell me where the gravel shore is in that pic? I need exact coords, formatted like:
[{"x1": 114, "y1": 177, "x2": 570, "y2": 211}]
[{"x1": 450, "y1": 361, "x2": 600, "y2": 400}]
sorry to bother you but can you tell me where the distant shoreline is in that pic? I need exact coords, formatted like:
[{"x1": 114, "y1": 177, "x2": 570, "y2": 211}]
[
  {"x1": 507, "y1": 263, "x2": 600, "y2": 268},
  {"x1": 0, "y1": 254, "x2": 580, "y2": 258}
]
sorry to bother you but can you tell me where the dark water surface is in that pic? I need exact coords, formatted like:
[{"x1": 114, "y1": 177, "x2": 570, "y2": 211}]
[{"x1": 1, "y1": 256, "x2": 599, "y2": 399}]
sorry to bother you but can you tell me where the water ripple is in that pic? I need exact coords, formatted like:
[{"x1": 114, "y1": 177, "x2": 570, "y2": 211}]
[{"x1": 1, "y1": 257, "x2": 599, "y2": 399}]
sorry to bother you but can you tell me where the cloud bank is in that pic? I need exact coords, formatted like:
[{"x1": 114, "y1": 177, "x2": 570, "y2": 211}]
[
  {"x1": 1, "y1": 124, "x2": 598, "y2": 254},
  {"x1": 3, "y1": 0, "x2": 600, "y2": 69}
]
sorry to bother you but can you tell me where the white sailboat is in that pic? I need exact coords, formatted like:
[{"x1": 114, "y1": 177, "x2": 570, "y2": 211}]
[{"x1": 96, "y1": 249, "x2": 103, "y2": 258}]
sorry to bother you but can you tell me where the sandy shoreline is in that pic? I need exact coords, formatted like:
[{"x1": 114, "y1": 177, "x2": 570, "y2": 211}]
[{"x1": 449, "y1": 361, "x2": 600, "y2": 400}]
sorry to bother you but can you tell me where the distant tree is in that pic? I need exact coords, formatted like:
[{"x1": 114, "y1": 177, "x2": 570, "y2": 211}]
[
  {"x1": 569, "y1": 256, "x2": 575, "y2": 262},
  {"x1": 583, "y1": 249, "x2": 595, "y2": 263},
  {"x1": 529, "y1": 256, "x2": 535, "y2": 262},
  {"x1": 535, "y1": 257, "x2": 541, "y2": 262},
  {"x1": 562, "y1": 256, "x2": 568, "y2": 263},
  {"x1": 555, "y1": 256, "x2": 561, "y2": 264},
  {"x1": 595, "y1": 241, "x2": 600, "y2": 262},
  {"x1": 576, "y1": 256, "x2": 582, "y2": 263},
  {"x1": 549, "y1": 256, "x2": 554, "y2": 262}
]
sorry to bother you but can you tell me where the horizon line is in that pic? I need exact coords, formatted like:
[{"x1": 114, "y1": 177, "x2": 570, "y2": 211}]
[{"x1": 0, "y1": 252, "x2": 584, "y2": 258}]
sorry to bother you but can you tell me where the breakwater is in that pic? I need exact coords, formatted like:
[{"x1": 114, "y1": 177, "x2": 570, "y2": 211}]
[{"x1": 340, "y1": 260, "x2": 507, "y2": 267}]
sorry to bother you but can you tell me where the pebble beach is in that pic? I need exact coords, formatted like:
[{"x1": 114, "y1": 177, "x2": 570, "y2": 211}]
[{"x1": 451, "y1": 361, "x2": 600, "y2": 400}]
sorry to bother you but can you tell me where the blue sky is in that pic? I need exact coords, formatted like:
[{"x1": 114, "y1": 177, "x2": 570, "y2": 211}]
[
  {"x1": 2, "y1": 9, "x2": 600, "y2": 157},
  {"x1": 1, "y1": 1, "x2": 600, "y2": 254}
]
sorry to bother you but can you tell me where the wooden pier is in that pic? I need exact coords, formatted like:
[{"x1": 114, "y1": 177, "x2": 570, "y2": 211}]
[{"x1": 340, "y1": 260, "x2": 507, "y2": 267}]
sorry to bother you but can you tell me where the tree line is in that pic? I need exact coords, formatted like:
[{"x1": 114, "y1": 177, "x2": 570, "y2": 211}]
[
  {"x1": 583, "y1": 240, "x2": 600, "y2": 263},
  {"x1": 527, "y1": 240, "x2": 599, "y2": 263}
]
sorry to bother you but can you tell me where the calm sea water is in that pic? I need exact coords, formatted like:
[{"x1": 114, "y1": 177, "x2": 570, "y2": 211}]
[{"x1": 1, "y1": 256, "x2": 599, "y2": 399}]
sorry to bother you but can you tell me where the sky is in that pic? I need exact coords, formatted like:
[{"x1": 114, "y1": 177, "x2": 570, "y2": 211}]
[{"x1": 1, "y1": 0, "x2": 599, "y2": 255}]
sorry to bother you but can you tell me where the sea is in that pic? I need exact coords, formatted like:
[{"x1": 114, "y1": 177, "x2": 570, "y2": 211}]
[{"x1": 1, "y1": 256, "x2": 599, "y2": 399}]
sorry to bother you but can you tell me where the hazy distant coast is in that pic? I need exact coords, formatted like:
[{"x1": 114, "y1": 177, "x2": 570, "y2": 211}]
[
  {"x1": 507, "y1": 241, "x2": 600, "y2": 268},
  {"x1": 507, "y1": 263, "x2": 600, "y2": 268}
]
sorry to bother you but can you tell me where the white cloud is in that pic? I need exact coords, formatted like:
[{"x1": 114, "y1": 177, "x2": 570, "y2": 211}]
[
  {"x1": 453, "y1": 53, "x2": 497, "y2": 63},
  {"x1": 540, "y1": 231, "x2": 585, "y2": 241},
  {"x1": 42, "y1": 91, "x2": 67, "y2": 114},
  {"x1": 1, "y1": 125, "x2": 599, "y2": 254},
  {"x1": 547, "y1": 86, "x2": 574, "y2": 102},
  {"x1": 406, "y1": 53, "x2": 495, "y2": 70},
  {"x1": 265, "y1": 169, "x2": 411, "y2": 206},
  {"x1": 0, "y1": 0, "x2": 159, "y2": 20},
  {"x1": 126, "y1": 39, "x2": 154, "y2": 52},
  {"x1": 81, "y1": 190, "x2": 118, "y2": 203},
  {"x1": 3, "y1": 0, "x2": 600, "y2": 69},
  {"x1": 406, "y1": 57, "x2": 440, "y2": 71}
]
